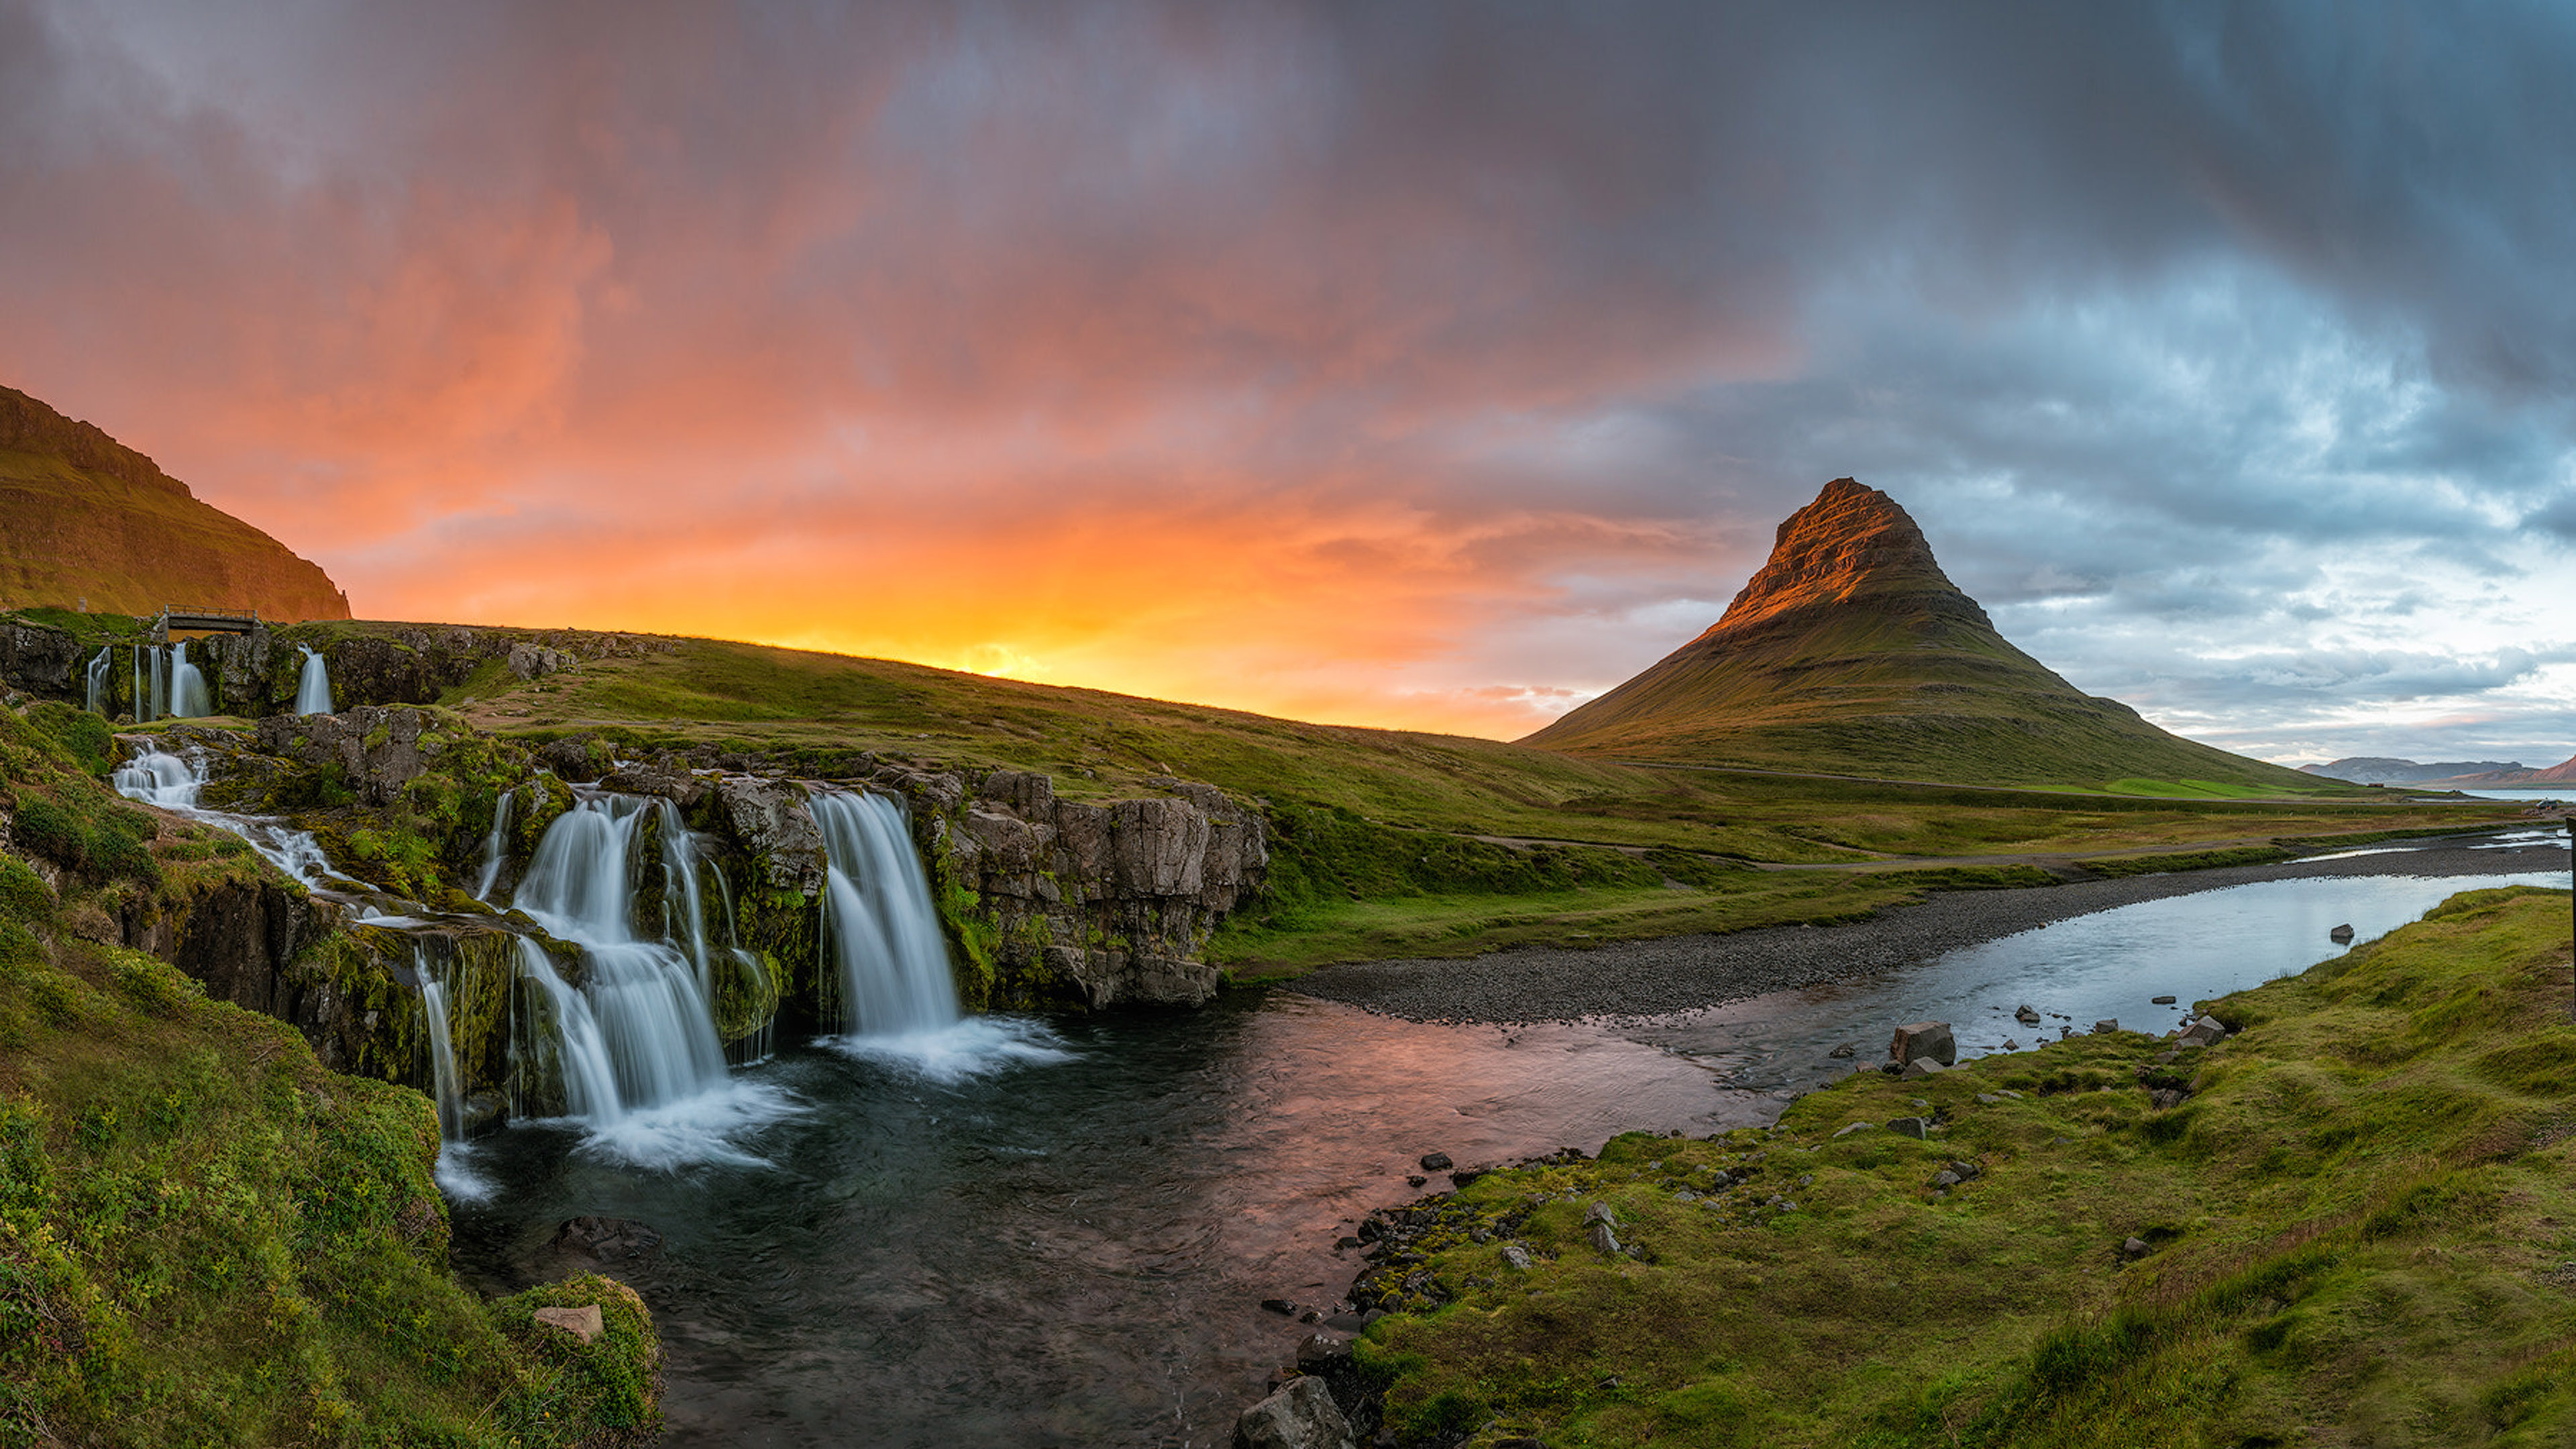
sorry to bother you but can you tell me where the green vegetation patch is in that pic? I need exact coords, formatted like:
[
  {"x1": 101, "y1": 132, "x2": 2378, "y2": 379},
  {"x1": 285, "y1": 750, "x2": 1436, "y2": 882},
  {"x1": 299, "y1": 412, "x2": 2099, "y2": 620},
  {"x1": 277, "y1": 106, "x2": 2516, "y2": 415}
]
[
  {"x1": 1349, "y1": 887, "x2": 2576, "y2": 1446},
  {"x1": 2074, "y1": 845, "x2": 2295, "y2": 877}
]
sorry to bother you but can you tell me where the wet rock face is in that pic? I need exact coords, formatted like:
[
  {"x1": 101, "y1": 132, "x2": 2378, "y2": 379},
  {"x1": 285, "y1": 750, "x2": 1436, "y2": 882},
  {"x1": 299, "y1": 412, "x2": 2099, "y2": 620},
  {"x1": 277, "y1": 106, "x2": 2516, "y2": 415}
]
[
  {"x1": 715, "y1": 776, "x2": 828, "y2": 894},
  {"x1": 0, "y1": 622, "x2": 87, "y2": 695},
  {"x1": 254, "y1": 706, "x2": 441, "y2": 807},
  {"x1": 872, "y1": 765, "x2": 1268, "y2": 1010}
]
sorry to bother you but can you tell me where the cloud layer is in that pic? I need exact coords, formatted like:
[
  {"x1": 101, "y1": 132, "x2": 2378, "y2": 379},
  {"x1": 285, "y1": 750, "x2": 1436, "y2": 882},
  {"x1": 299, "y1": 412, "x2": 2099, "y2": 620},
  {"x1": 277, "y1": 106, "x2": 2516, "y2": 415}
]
[{"x1": 3, "y1": 0, "x2": 2571, "y2": 761}]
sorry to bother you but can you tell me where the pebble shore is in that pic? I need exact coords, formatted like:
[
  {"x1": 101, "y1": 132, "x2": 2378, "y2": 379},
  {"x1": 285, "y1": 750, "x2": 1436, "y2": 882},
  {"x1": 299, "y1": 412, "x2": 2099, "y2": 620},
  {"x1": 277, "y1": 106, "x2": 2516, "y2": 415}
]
[{"x1": 1289, "y1": 837, "x2": 2571, "y2": 1024}]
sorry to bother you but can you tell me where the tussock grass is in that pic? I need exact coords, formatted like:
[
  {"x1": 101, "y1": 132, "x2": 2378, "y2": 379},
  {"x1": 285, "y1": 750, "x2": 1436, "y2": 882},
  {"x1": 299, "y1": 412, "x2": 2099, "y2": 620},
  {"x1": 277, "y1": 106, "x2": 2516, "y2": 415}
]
[{"x1": 1354, "y1": 887, "x2": 2576, "y2": 1446}]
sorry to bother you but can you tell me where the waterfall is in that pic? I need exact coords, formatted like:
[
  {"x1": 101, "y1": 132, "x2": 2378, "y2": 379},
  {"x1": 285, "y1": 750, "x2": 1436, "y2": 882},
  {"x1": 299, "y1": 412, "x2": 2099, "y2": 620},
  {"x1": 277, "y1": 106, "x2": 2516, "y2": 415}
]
[
  {"x1": 85, "y1": 648, "x2": 109, "y2": 714},
  {"x1": 514, "y1": 937, "x2": 621, "y2": 1120},
  {"x1": 113, "y1": 747, "x2": 348, "y2": 890},
  {"x1": 144, "y1": 645, "x2": 163, "y2": 722},
  {"x1": 131, "y1": 648, "x2": 142, "y2": 722},
  {"x1": 473, "y1": 789, "x2": 515, "y2": 900},
  {"x1": 809, "y1": 790, "x2": 960, "y2": 1036},
  {"x1": 168, "y1": 641, "x2": 211, "y2": 718},
  {"x1": 512, "y1": 794, "x2": 732, "y2": 1120},
  {"x1": 420, "y1": 960, "x2": 466, "y2": 1141},
  {"x1": 294, "y1": 645, "x2": 334, "y2": 714}
]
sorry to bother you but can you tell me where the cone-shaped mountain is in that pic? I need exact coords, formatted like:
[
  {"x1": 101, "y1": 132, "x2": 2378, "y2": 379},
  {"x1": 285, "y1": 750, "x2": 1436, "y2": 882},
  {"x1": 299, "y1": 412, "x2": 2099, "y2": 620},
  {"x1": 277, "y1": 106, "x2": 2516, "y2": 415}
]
[{"x1": 1523, "y1": 478, "x2": 2322, "y2": 792}]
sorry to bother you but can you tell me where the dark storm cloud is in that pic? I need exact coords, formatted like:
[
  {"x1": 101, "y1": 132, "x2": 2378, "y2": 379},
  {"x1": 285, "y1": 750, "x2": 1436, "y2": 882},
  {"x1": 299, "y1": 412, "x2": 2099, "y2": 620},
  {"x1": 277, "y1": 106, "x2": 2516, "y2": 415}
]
[{"x1": 0, "y1": 0, "x2": 2570, "y2": 748}]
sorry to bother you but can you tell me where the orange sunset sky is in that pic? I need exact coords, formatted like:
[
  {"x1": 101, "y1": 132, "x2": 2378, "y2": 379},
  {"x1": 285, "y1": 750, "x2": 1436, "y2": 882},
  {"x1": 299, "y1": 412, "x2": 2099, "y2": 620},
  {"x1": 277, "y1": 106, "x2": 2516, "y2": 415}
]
[{"x1": 7, "y1": 3, "x2": 2575, "y2": 761}]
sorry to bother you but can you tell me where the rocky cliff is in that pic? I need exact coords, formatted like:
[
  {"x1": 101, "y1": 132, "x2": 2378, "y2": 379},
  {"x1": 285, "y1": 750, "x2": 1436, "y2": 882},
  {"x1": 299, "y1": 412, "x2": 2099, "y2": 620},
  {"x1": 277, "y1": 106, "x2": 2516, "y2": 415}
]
[
  {"x1": 0, "y1": 384, "x2": 351, "y2": 620},
  {"x1": 1523, "y1": 478, "x2": 2332, "y2": 793}
]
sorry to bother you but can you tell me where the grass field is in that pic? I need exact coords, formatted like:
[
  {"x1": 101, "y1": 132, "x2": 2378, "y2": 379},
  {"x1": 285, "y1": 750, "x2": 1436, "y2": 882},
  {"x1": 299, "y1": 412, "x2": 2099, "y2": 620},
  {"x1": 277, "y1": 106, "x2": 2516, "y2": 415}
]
[
  {"x1": 396, "y1": 631, "x2": 2528, "y2": 967},
  {"x1": 1347, "y1": 885, "x2": 2576, "y2": 1447}
]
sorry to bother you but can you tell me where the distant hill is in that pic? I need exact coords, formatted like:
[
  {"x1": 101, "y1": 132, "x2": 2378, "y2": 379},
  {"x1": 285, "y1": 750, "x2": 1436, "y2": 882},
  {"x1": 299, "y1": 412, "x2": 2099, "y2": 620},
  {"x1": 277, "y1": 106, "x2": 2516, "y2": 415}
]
[
  {"x1": 1521, "y1": 478, "x2": 2335, "y2": 794},
  {"x1": 0, "y1": 385, "x2": 350, "y2": 621},
  {"x1": 2299, "y1": 757, "x2": 2528, "y2": 785},
  {"x1": 2420, "y1": 754, "x2": 2576, "y2": 789}
]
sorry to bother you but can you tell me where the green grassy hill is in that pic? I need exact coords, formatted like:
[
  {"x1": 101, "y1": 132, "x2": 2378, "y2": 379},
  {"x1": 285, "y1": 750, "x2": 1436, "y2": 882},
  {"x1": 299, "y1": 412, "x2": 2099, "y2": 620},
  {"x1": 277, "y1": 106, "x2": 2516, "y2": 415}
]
[
  {"x1": 1524, "y1": 480, "x2": 2321, "y2": 794},
  {"x1": 0, "y1": 386, "x2": 349, "y2": 621},
  {"x1": 1352, "y1": 885, "x2": 2576, "y2": 1446}
]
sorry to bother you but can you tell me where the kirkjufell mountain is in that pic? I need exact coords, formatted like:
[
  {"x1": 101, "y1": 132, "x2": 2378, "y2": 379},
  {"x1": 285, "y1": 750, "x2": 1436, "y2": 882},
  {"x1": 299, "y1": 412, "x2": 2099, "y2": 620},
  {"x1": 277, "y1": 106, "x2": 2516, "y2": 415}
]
[
  {"x1": 0, "y1": 384, "x2": 350, "y2": 621},
  {"x1": 1523, "y1": 478, "x2": 2328, "y2": 792}
]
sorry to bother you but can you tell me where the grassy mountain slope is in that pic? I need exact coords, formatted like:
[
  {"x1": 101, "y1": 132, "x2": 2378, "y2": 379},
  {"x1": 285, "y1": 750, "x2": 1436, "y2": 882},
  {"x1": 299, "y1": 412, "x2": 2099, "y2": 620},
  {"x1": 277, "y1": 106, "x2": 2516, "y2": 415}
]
[
  {"x1": 1524, "y1": 480, "x2": 2322, "y2": 794},
  {"x1": 0, "y1": 386, "x2": 349, "y2": 621},
  {"x1": 1354, "y1": 885, "x2": 2576, "y2": 1446}
]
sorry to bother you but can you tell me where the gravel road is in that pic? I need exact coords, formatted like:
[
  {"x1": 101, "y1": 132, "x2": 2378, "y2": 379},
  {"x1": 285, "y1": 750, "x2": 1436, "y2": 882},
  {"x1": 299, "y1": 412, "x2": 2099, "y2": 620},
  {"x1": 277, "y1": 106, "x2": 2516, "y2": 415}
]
[{"x1": 1288, "y1": 836, "x2": 2573, "y2": 1025}]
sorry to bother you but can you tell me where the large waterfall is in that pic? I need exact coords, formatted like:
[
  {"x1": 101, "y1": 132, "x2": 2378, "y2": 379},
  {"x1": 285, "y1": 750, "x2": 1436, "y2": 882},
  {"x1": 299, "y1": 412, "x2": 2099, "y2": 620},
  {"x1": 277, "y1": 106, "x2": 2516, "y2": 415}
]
[
  {"x1": 809, "y1": 790, "x2": 961, "y2": 1036},
  {"x1": 294, "y1": 645, "x2": 333, "y2": 714}
]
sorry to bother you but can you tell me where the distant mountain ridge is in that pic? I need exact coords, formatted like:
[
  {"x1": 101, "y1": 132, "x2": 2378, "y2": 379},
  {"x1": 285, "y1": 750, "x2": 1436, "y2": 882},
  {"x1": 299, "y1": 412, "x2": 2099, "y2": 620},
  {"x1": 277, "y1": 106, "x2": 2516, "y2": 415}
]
[
  {"x1": 2422, "y1": 755, "x2": 2576, "y2": 789},
  {"x1": 2299, "y1": 757, "x2": 2527, "y2": 785},
  {"x1": 1523, "y1": 478, "x2": 2334, "y2": 793},
  {"x1": 0, "y1": 384, "x2": 349, "y2": 621}
]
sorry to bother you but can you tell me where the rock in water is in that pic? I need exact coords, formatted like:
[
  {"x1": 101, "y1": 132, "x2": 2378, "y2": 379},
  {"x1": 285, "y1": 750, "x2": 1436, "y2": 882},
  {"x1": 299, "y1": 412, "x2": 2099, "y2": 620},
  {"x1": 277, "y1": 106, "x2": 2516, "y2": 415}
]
[
  {"x1": 1232, "y1": 1375, "x2": 1356, "y2": 1449},
  {"x1": 2329, "y1": 923, "x2": 2356, "y2": 944},
  {"x1": 1888, "y1": 1020, "x2": 1955, "y2": 1068},
  {"x1": 1418, "y1": 1151, "x2": 1453, "y2": 1171}
]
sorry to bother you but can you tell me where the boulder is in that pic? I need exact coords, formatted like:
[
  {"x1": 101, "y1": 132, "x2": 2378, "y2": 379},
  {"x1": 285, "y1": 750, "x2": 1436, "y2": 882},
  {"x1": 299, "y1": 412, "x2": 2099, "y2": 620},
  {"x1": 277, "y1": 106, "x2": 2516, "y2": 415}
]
[
  {"x1": 1888, "y1": 1020, "x2": 1956, "y2": 1067},
  {"x1": 1419, "y1": 1151, "x2": 1453, "y2": 1171},
  {"x1": 1888, "y1": 1116, "x2": 1931, "y2": 1140},
  {"x1": 2176, "y1": 1015, "x2": 2227, "y2": 1047},
  {"x1": 2328, "y1": 923, "x2": 2355, "y2": 944},
  {"x1": 1232, "y1": 1375, "x2": 1356, "y2": 1449},
  {"x1": 2013, "y1": 1004, "x2": 2042, "y2": 1025},
  {"x1": 1500, "y1": 1243, "x2": 1534, "y2": 1271},
  {"x1": 2120, "y1": 1236, "x2": 2151, "y2": 1261},
  {"x1": 1586, "y1": 1220, "x2": 1621, "y2": 1255},
  {"x1": 1827, "y1": 1041, "x2": 1858, "y2": 1058},
  {"x1": 1899, "y1": 1058, "x2": 1947, "y2": 1081},
  {"x1": 714, "y1": 776, "x2": 828, "y2": 894},
  {"x1": 1831, "y1": 1121, "x2": 1877, "y2": 1138},
  {"x1": 253, "y1": 706, "x2": 435, "y2": 806},
  {"x1": 599, "y1": 759, "x2": 708, "y2": 808}
]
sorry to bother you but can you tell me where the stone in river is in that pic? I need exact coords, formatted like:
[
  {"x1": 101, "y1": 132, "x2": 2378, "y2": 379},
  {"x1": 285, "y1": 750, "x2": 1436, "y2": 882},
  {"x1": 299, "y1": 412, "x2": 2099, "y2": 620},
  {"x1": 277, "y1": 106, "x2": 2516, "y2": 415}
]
[
  {"x1": 1232, "y1": 1375, "x2": 1356, "y2": 1449},
  {"x1": 2093, "y1": 1019, "x2": 2120, "y2": 1035},
  {"x1": 2151, "y1": 995, "x2": 2177, "y2": 1005},
  {"x1": 1418, "y1": 1151, "x2": 1453, "y2": 1172},
  {"x1": 2329, "y1": 923, "x2": 2355, "y2": 944},
  {"x1": 1260, "y1": 1298, "x2": 1297, "y2": 1316},
  {"x1": 1888, "y1": 1020, "x2": 1956, "y2": 1067},
  {"x1": 2014, "y1": 1004, "x2": 2043, "y2": 1025},
  {"x1": 1827, "y1": 1042, "x2": 1858, "y2": 1059}
]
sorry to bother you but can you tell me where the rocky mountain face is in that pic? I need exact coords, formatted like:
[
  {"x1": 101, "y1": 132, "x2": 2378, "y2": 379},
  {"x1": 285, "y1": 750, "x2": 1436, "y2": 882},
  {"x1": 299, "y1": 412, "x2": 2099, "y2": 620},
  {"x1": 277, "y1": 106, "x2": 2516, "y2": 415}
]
[
  {"x1": 2418, "y1": 754, "x2": 2576, "y2": 788},
  {"x1": 0, "y1": 385, "x2": 350, "y2": 621},
  {"x1": 1523, "y1": 478, "x2": 2326, "y2": 792},
  {"x1": 2298, "y1": 757, "x2": 2528, "y2": 785}
]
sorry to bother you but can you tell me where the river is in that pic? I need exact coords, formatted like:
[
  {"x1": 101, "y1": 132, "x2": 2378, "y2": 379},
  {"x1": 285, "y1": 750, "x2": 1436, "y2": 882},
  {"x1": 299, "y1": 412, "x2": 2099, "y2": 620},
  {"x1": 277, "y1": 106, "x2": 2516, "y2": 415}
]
[{"x1": 444, "y1": 838, "x2": 2569, "y2": 1448}]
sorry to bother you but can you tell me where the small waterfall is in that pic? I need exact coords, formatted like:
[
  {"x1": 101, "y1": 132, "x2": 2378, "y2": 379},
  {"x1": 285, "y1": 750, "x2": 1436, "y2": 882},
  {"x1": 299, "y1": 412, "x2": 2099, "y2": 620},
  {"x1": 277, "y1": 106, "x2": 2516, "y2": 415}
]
[
  {"x1": 294, "y1": 645, "x2": 334, "y2": 714},
  {"x1": 113, "y1": 747, "x2": 348, "y2": 889},
  {"x1": 810, "y1": 790, "x2": 960, "y2": 1036},
  {"x1": 513, "y1": 794, "x2": 732, "y2": 1121},
  {"x1": 419, "y1": 961, "x2": 466, "y2": 1141},
  {"x1": 131, "y1": 648, "x2": 142, "y2": 722},
  {"x1": 514, "y1": 937, "x2": 621, "y2": 1119},
  {"x1": 85, "y1": 648, "x2": 109, "y2": 714},
  {"x1": 144, "y1": 645, "x2": 163, "y2": 722},
  {"x1": 473, "y1": 789, "x2": 516, "y2": 900},
  {"x1": 168, "y1": 641, "x2": 211, "y2": 717}
]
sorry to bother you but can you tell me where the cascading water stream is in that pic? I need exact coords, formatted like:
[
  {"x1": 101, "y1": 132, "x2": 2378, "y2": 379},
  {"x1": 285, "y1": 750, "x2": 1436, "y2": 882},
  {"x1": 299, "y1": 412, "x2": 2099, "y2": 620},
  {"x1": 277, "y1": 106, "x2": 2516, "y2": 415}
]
[
  {"x1": 112, "y1": 748, "x2": 350, "y2": 889},
  {"x1": 809, "y1": 790, "x2": 961, "y2": 1036},
  {"x1": 294, "y1": 644, "x2": 334, "y2": 714},
  {"x1": 473, "y1": 789, "x2": 515, "y2": 900},
  {"x1": 420, "y1": 961, "x2": 466, "y2": 1141},
  {"x1": 144, "y1": 645, "x2": 163, "y2": 722},
  {"x1": 168, "y1": 641, "x2": 211, "y2": 717},
  {"x1": 511, "y1": 794, "x2": 746, "y2": 1147},
  {"x1": 85, "y1": 647, "x2": 109, "y2": 714}
]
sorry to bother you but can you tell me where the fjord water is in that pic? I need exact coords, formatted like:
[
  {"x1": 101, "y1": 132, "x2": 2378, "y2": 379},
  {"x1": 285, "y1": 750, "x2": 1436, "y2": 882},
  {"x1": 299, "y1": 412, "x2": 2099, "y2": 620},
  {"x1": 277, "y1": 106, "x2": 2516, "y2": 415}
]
[{"x1": 443, "y1": 851, "x2": 2565, "y2": 1448}]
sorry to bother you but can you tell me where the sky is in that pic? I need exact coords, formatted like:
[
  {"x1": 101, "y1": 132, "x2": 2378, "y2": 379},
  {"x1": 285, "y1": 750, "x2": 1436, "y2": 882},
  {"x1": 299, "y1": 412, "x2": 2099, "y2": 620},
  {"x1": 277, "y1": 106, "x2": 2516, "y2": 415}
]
[{"x1": 5, "y1": 1, "x2": 2575, "y2": 768}]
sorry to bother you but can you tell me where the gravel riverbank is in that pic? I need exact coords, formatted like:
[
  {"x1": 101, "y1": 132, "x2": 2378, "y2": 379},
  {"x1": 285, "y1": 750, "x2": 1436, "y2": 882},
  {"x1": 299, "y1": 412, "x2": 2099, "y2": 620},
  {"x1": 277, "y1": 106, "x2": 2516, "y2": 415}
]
[{"x1": 1288, "y1": 837, "x2": 2573, "y2": 1024}]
